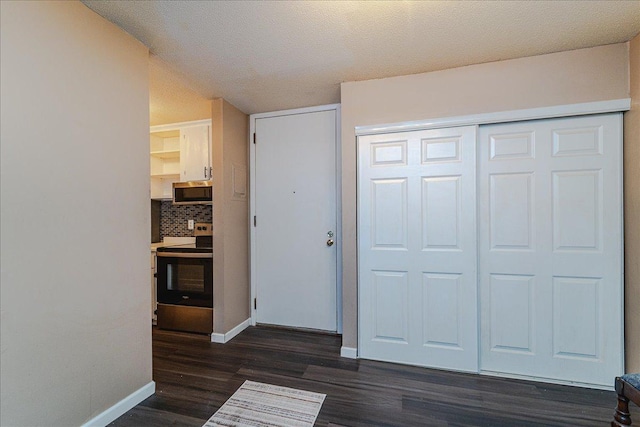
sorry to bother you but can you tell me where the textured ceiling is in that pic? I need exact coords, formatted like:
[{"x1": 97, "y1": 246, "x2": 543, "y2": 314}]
[
  {"x1": 148, "y1": 54, "x2": 212, "y2": 126},
  {"x1": 84, "y1": 1, "x2": 640, "y2": 117}
]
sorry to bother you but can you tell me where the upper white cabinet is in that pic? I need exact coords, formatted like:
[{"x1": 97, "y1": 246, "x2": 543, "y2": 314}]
[
  {"x1": 180, "y1": 123, "x2": 211, "y2": 182},
  {"x1": 150, "y1": 119, "x2": 212, "y2": 199}
]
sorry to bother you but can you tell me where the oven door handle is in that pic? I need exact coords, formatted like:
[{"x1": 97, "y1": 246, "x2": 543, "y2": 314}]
[{"x1": 156, "y1": 252, "x2": 213, "y2": 259}]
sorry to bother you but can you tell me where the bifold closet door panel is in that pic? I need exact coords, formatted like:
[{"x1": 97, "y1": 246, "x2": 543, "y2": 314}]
[
  {"x1": 358, "y1": 126, "x2": 478, "y2": 372},
  {"x1": 478, "y1": 113, "x2": 623, "y2": 387}
]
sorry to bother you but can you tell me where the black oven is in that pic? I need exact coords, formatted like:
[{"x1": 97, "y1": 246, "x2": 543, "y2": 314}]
[
  {"x1": 156, "y1": 253, "x2": 212, "y2": 307},
  {"x1": 156, "y1": 223, "x2": 214, "y2": 334}
]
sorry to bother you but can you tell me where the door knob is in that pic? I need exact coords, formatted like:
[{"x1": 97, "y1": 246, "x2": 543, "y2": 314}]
[{"x1": 327, "y1": 239, "x2": 334, "y2": 247}]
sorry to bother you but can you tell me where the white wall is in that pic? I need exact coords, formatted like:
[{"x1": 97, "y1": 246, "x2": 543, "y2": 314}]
[
  {"x1": 340, "y1": 43, "x2": 630, "y2": 350},
  {"x1": 0, "y1": 2, "x2": 151, "y2": 425}
]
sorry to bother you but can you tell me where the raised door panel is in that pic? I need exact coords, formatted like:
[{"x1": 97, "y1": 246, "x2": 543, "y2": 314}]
[
  {"x1": 490, "y1": 132, "x2": 535, "y2": 160},
  {"x1": 372, "y1": 271, "x2": 409, "y2": 343},
  {"x1": 371, "y1": 140, "x2": 408, "y2": 166},
  {"x1": 552, "y1": 277, "x2": 600, "y2": 360},
  {"x1": 421, "y1": 137, "x2": 460, "y2": 163},
  {"x1": 371, "y1": 179, "x2": 408, "y2": 250},
  {"x1": 422, "y1": 273, "x2": 461, "y2": 349},
  {"x1": 488, "y1": 274, "x2": 534, "y2": 355},
  {"x1": 489, "y1": 173, "x2": 534, "y2": 250},
  {"x1": 552, "y1": 126, "x2": 603, "y2": 157},
  {"x1": 422, "y1": 177, "x2": 460, "y2": 250},
  {"x1": 552, "y1": 170, "x2": 602, "y2": 252}
]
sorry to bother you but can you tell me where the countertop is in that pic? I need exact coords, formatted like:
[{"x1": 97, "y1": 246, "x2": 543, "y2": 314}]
[{"x1": 151, "y1": 237, "x2": 196, "y2": 252}]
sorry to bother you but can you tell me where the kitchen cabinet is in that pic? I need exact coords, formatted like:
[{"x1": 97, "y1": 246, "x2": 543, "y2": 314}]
[
  {"x1": 150, "y1": 119, "x2": 212, "y2": 200},
  {"x1": 180, "y1": 124, "x2": 212, "y2": 182}
]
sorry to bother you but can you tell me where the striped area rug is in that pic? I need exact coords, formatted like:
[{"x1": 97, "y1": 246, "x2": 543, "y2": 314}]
[{"x1": 203, "y1": 380, "x2": 326, "y2": 427}]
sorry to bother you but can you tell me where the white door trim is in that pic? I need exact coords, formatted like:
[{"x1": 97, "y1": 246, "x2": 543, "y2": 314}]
[
  {"x1": 354, "y1": 99, "x2": 630, "y2": 136},
  {"x1": 249, "y1": 104, "x2": 342, "y2": 332},
  {"x1": 250, "y1": 103, "x2": 341, "y2": 121},
  {"x1": 150, "y1": 118, "x2": 212, "y2": 133}
]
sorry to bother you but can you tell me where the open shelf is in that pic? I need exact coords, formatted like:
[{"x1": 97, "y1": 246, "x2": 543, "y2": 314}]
[
  {"x1": 151, "y1": 172, "x2": 180, "y2": 179},
  {"x1": 150, "y1": 149, "x2": 180, "y2": 159}
]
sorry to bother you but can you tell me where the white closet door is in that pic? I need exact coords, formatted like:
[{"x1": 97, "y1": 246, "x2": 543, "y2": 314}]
[
  {"x1": 479, "y1": 114, "x2": 623, "y2": 387},
  {"x1": 358, "y1": 126, "x2": 478, "y2": 372}
]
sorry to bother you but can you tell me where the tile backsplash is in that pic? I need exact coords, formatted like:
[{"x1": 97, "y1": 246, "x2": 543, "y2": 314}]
[{"x1": 160, "y1": 201, "x2": 212, "y2": 239}]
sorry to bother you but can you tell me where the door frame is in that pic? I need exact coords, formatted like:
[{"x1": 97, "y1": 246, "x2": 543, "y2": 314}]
[{"x1": 249, "y1": 103, "x2": 342, "y2": 332}]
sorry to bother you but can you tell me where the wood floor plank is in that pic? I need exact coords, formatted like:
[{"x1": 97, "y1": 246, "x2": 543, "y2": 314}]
[{"x1": 108, "y1": 326, "x2": 635, "y2": 426}]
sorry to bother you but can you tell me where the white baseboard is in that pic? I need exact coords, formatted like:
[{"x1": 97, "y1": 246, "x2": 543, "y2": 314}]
[
  {"x1": 81, "y1": 381, "x2": 155, "y2": 427},
  {"x1": 211, "y1": 318, "x2": 251, "y2": 343},
  {"x1": 340, "y1": 346, "x2": 357, "y2": 359}
]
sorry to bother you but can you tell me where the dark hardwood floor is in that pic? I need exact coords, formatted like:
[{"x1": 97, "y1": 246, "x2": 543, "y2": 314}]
[{"x1": 110, "y1": 326, "x2": 632, "y2": 426}]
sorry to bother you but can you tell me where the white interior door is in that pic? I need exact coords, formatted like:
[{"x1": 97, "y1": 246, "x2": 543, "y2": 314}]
[
  {"x1": 358, "y1": 126, "x2": 478, "y2": 372},
  {"x1": 254, "y1": 110, "x2": 337, "y2": 331},
  {"x1": 478, "y1": 113, "x2": 623, "y2": 387}
]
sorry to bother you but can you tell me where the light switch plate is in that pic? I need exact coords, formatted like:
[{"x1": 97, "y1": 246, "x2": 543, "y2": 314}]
[{"x1": 188, "y1": 220, "x2": 194, "y2": 230}]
